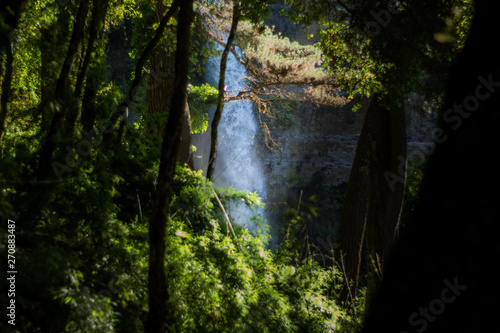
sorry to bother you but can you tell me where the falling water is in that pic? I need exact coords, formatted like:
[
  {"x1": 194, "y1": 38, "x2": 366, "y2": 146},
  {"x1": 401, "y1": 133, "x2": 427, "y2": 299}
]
[{"x1": 192, "y1": 43, "x2": 267, "y2": 229}]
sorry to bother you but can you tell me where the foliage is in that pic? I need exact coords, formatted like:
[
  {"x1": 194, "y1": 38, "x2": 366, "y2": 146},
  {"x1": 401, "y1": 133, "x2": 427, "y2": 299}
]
[
  {"x1": 321, "y1": 185, "x2": 347, "y2": 210},
  {"x1": 3, "y1": 0, "x2": 468, "y2": 331},
  {"x1": 400, "y1": 159, "x2": 426, "y2": 229},
  {"x1": 187, "y1": 83, "x2": 218, "y2": 134},
  {"x1": 1, "y1": 137, "x2": 358, "y2": 332},
  {"x1": 55, "y1": 270, "x2": 116, "y2": 333},
  {"x1": 284, "y1": 0, "x2": 474, "y2": 104},
  {"x1": 240, "y1": 21, "x2": 326, "y2": 84},
  {"x1": 159, "y1": 165, "x2": 357, "y2": 332}
]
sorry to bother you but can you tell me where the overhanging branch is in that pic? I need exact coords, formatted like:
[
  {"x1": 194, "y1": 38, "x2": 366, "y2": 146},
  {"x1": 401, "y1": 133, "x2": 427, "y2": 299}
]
[{"x1": 226, "y1": 78, "x2": 336, "y2": 102}]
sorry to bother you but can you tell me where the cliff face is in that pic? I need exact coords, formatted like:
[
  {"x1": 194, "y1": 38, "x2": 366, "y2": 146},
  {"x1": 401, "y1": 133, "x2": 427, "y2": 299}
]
[{"x1": 259, "y1": 93, "x2": 438, "y2": 245}]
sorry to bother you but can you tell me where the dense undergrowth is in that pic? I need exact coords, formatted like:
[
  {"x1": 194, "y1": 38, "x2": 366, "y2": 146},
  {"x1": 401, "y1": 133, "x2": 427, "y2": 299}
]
[
  {"x1": 0, "y1": 125, "x2": 363, "y2": 332},
  {"x1": 0, "y1": 1, "x2": 368, "y2": 331}
]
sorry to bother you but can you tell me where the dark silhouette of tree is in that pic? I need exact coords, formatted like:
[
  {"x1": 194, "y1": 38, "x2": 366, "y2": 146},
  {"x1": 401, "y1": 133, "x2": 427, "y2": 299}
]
[
  {"x1": 363, "y1": 1, "x2": 500, "y2": 331},
  {"x1": 334, "y1": 92, "x2": 406, "y2": 305},
  {"x1": 285, "y1": 0, "x2": 472, "y2": 304},
  {"x1": 37, "y1": 0, "x2": 91, "y2": 180},
  {"x1": 147, "y1": 0, "x2": 192, "y2": 165},
  {"x1": 146, "y1": 0, "x2": 195, "y2": 332}
]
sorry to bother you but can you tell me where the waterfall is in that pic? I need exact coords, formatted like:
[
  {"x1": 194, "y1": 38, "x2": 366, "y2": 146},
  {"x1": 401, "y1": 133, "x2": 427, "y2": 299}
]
[{"x1": 192, "y1": 43, "x2": 267, "y2": 229}]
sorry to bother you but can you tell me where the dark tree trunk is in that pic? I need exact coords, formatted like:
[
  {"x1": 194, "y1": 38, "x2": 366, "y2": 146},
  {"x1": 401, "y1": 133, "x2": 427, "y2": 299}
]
[
  {"x1": 147, "y1": 38, "x2": 175, "y2": 139},
  {"x1": 365, "y1": 95, "x2": 407, "y2": 311},
  {"x1": 39, "y1": 24, "x2": 60, "y2": 132},
  {"x1": 0, "y1": 0, "x2": 30, "y2": 48},
  {"x1": 334, "y1": 94, "x2": 407, "y2": 305},
  {"x1": 146, "y1": 1, "x2": 194, "y2": 332},
  {"x1": 206, "y1": 2, "x2": 240, "y2": 181},
  {"x1": 105, "y1": 0, "x2": 180, "y2": 144},
  {"x1": 38, "y1": 10, "x2": 71, "y2": 132},
  {"x1": 66, "y1": 0, "x2": 110, "y2": 136},
  {"x1": 334, "y1": 97, "x2": 374, "y2": 303},
  {"x1": 80, "y1": 66, "x2": 99, "y2": 133},
  {"x1": 178, "y1": 100, "x2": 192, "y2": 166},
  {"x1": 37, "y1": 0, "x2": 90, "y2": 180},
  {"x1": 147, "y1": 1, "x2": 192, "y2": 165},
  {"x1": 362, "y1": 1, "x2": 500, "y2": 331}
]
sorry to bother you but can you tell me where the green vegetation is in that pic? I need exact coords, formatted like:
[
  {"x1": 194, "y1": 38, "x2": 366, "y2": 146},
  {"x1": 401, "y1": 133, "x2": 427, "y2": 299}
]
[
  {"x1": 0, "y1": 0, "x2": 361, "y2": 325},
  {"x1": 0, "y1": 0, "x2": 478, "y2": 331},
  {"x1": 188, "y1": 83, "x2": 218, "y2": 134},
  {"x1": 0, "y1": 158, "x2": 360, "y2": 332}
]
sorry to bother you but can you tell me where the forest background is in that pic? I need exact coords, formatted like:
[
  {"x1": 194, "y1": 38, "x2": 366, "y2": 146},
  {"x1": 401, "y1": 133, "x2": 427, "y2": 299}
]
[{"x1": 0, "y1": 0, "x2": 482, "y2": 332}]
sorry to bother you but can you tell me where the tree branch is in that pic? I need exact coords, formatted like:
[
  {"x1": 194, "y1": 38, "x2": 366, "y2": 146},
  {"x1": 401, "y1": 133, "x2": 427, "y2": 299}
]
[
  {"x1": 206, "y1": 1, "x2": 241, "y2": 180},
  {"x1": 212, "y1": 189, "x2": 241, "y2": 251},
  {"x1": 208, "y1": 32, "x2": 247, "y2": 67},
  {"x1": 226, "y1": 78, "x2": 336, "y2": 102}
]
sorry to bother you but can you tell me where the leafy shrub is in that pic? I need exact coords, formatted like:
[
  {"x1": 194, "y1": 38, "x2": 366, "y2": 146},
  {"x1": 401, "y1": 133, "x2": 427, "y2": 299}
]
[{"x1": 1, "y1": 152, "x2": 359, "y2": 333}]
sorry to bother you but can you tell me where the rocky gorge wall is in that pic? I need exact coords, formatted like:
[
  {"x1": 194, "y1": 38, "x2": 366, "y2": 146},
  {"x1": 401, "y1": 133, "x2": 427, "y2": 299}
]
[
  {"x1": 255, "y1": 3, "x2": 441, "y2": 246},
  {"x1": 259, "y1": 93, "x2": 439, "y2": 246}
]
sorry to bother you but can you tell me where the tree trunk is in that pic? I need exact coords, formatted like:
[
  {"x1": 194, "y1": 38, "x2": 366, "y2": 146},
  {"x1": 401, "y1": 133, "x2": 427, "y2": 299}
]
[
  {"x1": 39, "y1": 24, "x2": 60, "y2": 132},
  {"x1": 66, "y1": 0, "x2": 109, "y2": 136},
  {"x1": 334, "y1": 97, "x2": 375, "y2": 303},
  {"x1": 178, "y1": 100, "x2": 192, "y2": 166},
  {"x1": 105, "y1": 0, "x2": 180, "y2": 144},
  {"x1": 147, "y1": 35, "x2": 175, "y2": 139},
  {"x1": 146, "y1": 1, "x2": 194, "y2": 332},
  {"x1": 37, "y1": 0, "x2": 90, "y2": 180},
  {"x1": 362, "y1": 1, "x2": 500, "y2": 331},
  {"x1": 206, "y1": 2, "x2": 240, "y2": 181},
  {"x1": 365, "y1": 95, "x2": 407, "y2": 312},
  {"x1": 80, "y1": 65, "x2": 99, "y2": 133},
  {"x1": 334, "y1": 94, "x2": 407, "y2": 305},
  {"x1": 147, "y1": 1, "x2": 192, "y2": 165},
  {"x1": 0, "y1": 0, "x2": 30, "y2": 50}
]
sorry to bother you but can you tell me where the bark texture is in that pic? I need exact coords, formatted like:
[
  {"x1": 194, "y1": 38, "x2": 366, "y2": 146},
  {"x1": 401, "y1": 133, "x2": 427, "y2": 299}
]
[
  {"x1": 334, "y1": 94, "x2": 407, "y2": 305},
  {"x1": 105, "y1": 0, "x2": 180, "y2": 144},
  {"x1": 334, "y1": 97, "x2": 375, "y2": 302},
  {"x1": 146, "y1": 0, "x2": 194, "y2": 332},
  {"x1": 365, "y1": 96, "x2": 407, "y2": 311},
  {"x1": 37, "y1": 0, "x2": 90, "y2": 180},
  {"x1": 206, "y1": 2, "x2": 240, "y2": 180},
  {"x1": 147, "y1": 2, "x2": 192, "y2": 165}
]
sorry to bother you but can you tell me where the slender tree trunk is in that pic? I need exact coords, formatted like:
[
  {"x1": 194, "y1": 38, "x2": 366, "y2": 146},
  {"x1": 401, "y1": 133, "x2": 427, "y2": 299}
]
[
  {"x1": 37, "y1": 0, "x2": 90, "y2": 180},
  {"x1": 206, "y1": 2, "x2": 240, "y2": 180},
  {"x1": 146, "y1": 1, "x2": 194, "y2": 332},
  {"x1": 66, "y1": 0, "x2": 109, "y2": 136},
  {"x1": 178, "y1": 100, "x2": 192, "y2": 166},
  {"x1": 38, "y1": 9, "x2": 71, "y2": 132},
  {"x1": 39, "y1": 25, "x2": 58, "y2": 131},
  {"x1": 0, "y1": 0, "x2": 30, "y2": 51},
  {"x1": 80, "y1": 65, "x2": 99, "y2": 133}
]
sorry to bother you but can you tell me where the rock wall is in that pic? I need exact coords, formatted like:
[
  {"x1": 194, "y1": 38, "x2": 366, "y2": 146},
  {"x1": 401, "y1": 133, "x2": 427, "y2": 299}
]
[
  {"x1": 259, "y1": 93, "x2": 438, "y2": 244},
  {"x1": 262, "y1": 95, "x2": 437, "y2": 186}
]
